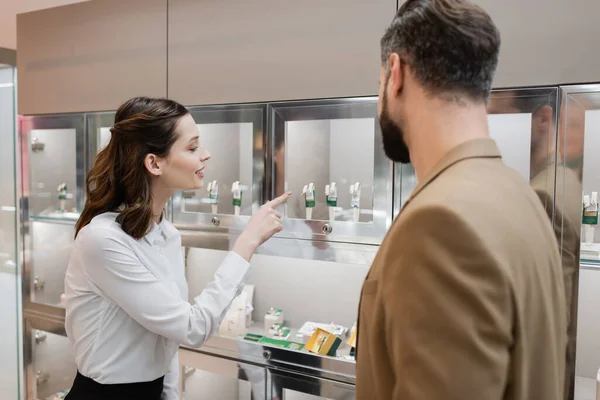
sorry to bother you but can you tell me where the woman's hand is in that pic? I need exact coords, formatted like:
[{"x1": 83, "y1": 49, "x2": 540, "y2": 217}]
[{"x1": 233, "y1": 192, "x2": 291, "y2": 261}]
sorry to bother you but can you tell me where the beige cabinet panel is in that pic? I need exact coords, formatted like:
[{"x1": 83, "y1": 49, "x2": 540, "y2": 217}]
[
  {"x1": 477, "y1": 0, "x2": 600, "y2": 87},
  {"x1": 397, "y1": 0, "x2": 600, "y2": 87},
  {"x1": 168, "y1": 0, "x2": 395, "y2": 106},
  {"x1": 17, "y1": 0, "x2": 167, "y2": 115}
]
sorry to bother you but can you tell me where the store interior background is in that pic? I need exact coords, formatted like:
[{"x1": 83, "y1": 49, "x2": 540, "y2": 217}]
[{"x1": 3, "y1": 0, "x2": 600, "y2": 399}]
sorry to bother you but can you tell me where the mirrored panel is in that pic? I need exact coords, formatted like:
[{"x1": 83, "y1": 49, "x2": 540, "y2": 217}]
[
  {"x1": 179, "y1": 350, "x2": 264, "y2": 400},
  {"x1": 20, "y1": 115, "x2": 85, "y2": 222},
  {"x1": 271, "y1": 98, "x2": 392, "y2": 245},
  {"x1": 29, "y1": 328, "x2": 75, "y2": 400},
  {"x1": 171, "y1": 105, "x2": 266, "y2": 231},
  {"x1": 393, "y1": 88, "x2": 559, "y2": 216}
]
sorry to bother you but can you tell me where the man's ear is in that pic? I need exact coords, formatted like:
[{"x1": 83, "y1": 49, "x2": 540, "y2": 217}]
[{"x1": 387, "y1": 53, "x2": 405, "y2": 97}]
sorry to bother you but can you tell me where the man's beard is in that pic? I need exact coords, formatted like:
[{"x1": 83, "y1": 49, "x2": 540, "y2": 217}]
[{"x1": 379, "y1": 87, "x2": 411, "y2": 164}]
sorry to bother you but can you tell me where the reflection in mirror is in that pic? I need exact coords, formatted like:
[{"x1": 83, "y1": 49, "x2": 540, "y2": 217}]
[
  {"x1": 396, "y1": 111, "x2": 539, "y2": 210},
  {"x1": 29, "y1": 129, "x2": 78, "y2": 219},
  {"x1": 181, "y1": 122, "x2": 254, "y2": 216},
  {"x1": 488, "y1": 114, "x2": 532, "y2": 181},
  {"x1": 283, "y1": 119, "x2": 375, "y2": 223}
]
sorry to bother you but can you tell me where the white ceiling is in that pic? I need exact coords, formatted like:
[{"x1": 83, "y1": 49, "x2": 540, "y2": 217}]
[{"x1": 0, "y1": 0, "x2": 89, "y2": 49}]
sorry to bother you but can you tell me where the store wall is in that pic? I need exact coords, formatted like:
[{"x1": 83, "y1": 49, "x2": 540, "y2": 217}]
[
  {"x1": 0, "y1": 0, "x2": 88, "y2": 49},
  {"x1": 471, "y1": 0, "x2": 600, "y2": 87}
]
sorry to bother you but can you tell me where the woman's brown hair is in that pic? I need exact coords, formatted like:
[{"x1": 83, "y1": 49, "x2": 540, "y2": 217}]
[{"x1": 75, "y1": 97, "x2": 189, "y2": 239}]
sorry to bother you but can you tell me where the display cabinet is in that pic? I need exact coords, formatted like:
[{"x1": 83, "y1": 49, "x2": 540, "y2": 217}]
[
  {"x1": 179, "y1": 349, "x2": 266, "y2": 400},
  {"x1": 559, "y1": 85, "x2": 600, "y2": 391},
  {"x1": 18, "y1": 90, "x2": 583, "y2": 400},
  {"x1": 171, "y1": 104, "x2": 267, "y2": 232},
  {"x1": 270, "y1": 98, "x2": 392, "y2": 245},
  {"x1": 23, "y1": 317, "x2": 75, "y2": 400},
  {"x1": 20, "y1": 114, "x2": 85, "y2": 314}
]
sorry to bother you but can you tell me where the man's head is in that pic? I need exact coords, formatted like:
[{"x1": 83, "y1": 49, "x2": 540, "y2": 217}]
[{"x1": 378, "y1": 0, "x2": 501, "y2": 163}]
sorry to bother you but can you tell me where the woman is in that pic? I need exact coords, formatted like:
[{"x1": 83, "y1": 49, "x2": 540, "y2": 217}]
[{"x1": 63, "y1": 97, "x2": 290, "y2": 400}]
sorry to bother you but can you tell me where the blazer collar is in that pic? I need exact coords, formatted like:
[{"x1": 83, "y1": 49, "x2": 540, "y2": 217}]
[{"x1": 401, "y1": 138, "x2": 502, "y2": 211}]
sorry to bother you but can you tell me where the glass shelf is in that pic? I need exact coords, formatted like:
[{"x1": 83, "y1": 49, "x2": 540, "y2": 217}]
[{"x1": 30, "y1": 212, "x2": 80, "y2": 224}]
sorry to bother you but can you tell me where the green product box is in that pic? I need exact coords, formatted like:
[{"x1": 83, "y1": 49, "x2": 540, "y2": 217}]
[
  {"x1": 243, "y1": 333, "x2": 264, "y2": 342},
  {"x1": 258, "y1": 337, "x2": 305, "y2": 351}
]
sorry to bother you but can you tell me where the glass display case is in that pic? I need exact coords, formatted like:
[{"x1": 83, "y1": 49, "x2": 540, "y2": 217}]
[
  {"x1": 179, "y1": 349, "x2": 265, "y2": 400},
  {"x1": 18, "y1": 91, "x2": 582, "y2": 400},
  {"x1": 23, "y1": 318, "x2": 75, "y2": 400},
  {"x1": 559, "y1": 85, "x2": 600, "y2": 395},
  {"x1": 270, "y1": 98, "x2": 392, "y2": 245},
  {"x1": 171, "y1": 104, "x2": 267, "y2": 231},
  {"x1": 20, "y1": 114, "x2": 84, "y2": 313}
]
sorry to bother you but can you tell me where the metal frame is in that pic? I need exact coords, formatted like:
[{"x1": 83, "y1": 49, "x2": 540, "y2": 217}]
[
  {"x1": 269, "y1": 97, "x2": 393, "y2": 245},
  {"x1": 170, "y1": 103, "x2": 268, "y2": 232}
]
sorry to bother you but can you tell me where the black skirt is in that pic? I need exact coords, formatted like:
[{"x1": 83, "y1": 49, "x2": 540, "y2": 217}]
[{"x1": 64, "y1": 371, "x2": 164, "y2": 400}]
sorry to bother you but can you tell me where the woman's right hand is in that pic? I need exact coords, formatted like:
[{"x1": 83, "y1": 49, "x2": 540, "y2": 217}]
[{"x1": 233, "y1": 192, "x2": 291, "y2": 261}]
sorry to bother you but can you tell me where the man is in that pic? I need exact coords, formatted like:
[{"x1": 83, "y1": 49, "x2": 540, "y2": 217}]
[{"x1": 356, "y1": 1, "x2": 567, "y2": 399}]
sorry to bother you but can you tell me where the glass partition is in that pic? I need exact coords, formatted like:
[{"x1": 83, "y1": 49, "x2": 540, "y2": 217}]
[{"x1": 560, "y1": 85, "x2": 600, "y2": 399}]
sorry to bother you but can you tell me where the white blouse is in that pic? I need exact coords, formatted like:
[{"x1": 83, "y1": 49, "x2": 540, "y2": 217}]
[{"x1": 64, "y1": 212, "x2": 249, "y2": 400}]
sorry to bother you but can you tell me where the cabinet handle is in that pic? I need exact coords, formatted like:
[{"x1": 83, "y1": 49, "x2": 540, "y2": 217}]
[
  {"x1": 33, "y1": 277, "x2": 45, "y2": 291},
  {"x1": 34, "y1": 330, "x2": 47, "y2": 344},
  {"x1": 36, "y1": 371, "x2": 49, "y2": 385},
  {"x1": 183, "y1": 366, "x2": 196, "y2": 379}
]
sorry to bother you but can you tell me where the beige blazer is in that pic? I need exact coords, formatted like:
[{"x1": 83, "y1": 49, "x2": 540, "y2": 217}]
[{"x1": 356, "y1": 139, "x2": 566, "y2": 400}]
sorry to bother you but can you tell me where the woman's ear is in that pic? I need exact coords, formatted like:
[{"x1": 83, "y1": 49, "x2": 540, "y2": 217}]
[{"x1": 144, "y1": 154, "x2": 162, "y2": 176}]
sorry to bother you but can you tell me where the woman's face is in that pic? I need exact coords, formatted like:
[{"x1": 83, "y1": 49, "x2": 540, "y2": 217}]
[{"x1": 157, "y1": 113, "x2": 211, "y2": 191}]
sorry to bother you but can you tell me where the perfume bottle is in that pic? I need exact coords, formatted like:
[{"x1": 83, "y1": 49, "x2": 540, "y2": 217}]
[
  {"x1": 206, "y1": 180, "x2": 219, "y2": 214},
  {"x1": 231, "y1": 181, "x2": 243, "y2": 216},
  {"x1": 349, "y1": 182, "x2": 361, "y2": 222},
  {"x1": 583, "y1": 192, "x2": 599, "y2": 245},
  {"x1": 325, "y1": 182, "x2": 337, "y2": 221},
  {"x1": 302, "y1": 183, "x2": 316, "y2": 220},
  {"x1": 57, "y1": 183, "x2": 68, "y2": 212}
]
